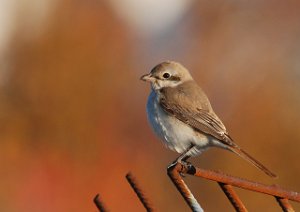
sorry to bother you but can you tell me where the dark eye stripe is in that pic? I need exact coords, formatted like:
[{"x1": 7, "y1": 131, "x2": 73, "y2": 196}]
[{"x1": 169, "y1": 76, "x2": 180, "y2": 81}]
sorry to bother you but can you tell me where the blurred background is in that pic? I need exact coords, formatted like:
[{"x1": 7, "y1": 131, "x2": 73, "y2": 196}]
[{"x1": 0, "y1": 0, "x2": 300, "y2": 211}]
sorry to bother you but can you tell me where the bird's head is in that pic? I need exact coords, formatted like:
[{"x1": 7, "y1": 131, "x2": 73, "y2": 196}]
[{"x1": 140, "y1": 61, "x2": 193, "y2": 90}]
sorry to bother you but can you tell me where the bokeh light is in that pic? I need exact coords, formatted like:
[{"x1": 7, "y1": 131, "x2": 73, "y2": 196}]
[{"x1": 0, "y1": 0, "x2": 300, "y2": 211}]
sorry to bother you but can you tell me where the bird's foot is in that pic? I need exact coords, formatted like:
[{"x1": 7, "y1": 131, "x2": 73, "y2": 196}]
[
  {"x1": 178, "y1": 159, "x2": 192, "y2": 167},
  {"x1": 178, "y1": 160, "x2": 193, "y2": 177},
  {"x1": 167, "y1": 158, "x2": 194, "y2": 177}
]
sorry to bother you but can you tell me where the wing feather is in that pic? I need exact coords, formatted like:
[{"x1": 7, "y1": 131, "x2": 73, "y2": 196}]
[
  {"x1": 160, "y1": 98, "x2": 236, "y2": 147},
  {"x1": 159, "y1": 83, "x2": 236, "y2": 147},
  {"x1": 158, "y1": 82, "x2": 276, "y2": 177}
]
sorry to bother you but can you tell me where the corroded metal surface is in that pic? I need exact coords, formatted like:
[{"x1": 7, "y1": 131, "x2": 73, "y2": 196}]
[
  {"x1": 276, "y1": 197, "x2": 295, "y2": 212},
  {"x1": 126, "y1": 172, "x2": 155, "y2": 212},
  {"x1": 178, "y1": 163, "x2": 300, "y2": 202},
  {"x1": 167, "y1": 162, "x2": 300, "y2": 212},
  {"x1": 218, "y1": 183, "x2": 247, "y2": 212},
  {"x1": 167, "y1": 163, "x2": 203, "y2": 212},
  {"x1": 94, "y1": 162, "x2": 299, "y2": 211},
  {"x1": 94, "y1": 194, "x2": 109, "y2": 212}
]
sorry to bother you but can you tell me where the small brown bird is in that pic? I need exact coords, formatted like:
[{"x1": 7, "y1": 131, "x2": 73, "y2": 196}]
[{"x1": 141, "y1": 61, "x2": 276, "y2": 178}]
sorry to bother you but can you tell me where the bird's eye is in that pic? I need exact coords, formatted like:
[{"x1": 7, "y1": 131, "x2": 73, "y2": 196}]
[{"x1": 163, "y1": 72, "x2": 171, "y2": 79}]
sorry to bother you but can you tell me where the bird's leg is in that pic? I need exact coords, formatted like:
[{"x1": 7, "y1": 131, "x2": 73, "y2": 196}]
[
  {"x1": 168, "y1": 145, "x2": 197, "y2": 177},
  {"x1": 175, "y1": 152, "x2": 191, "y2": 164},
  {"x1": 176, "y1": 144, "x2": 196, "y2": 163},
  {"x1": 168, "y1": 144, "x2": 195, "y2": 169}
]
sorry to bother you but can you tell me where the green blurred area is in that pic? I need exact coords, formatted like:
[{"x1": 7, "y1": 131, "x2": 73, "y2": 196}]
[{"x1": 0, "y1": 1, "x2": 300, "y2": 211}]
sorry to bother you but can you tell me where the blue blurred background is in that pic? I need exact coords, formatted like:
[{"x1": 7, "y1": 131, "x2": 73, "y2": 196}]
[{"x1": 0, "y1": 0, "x2": 300, "y2": 211}]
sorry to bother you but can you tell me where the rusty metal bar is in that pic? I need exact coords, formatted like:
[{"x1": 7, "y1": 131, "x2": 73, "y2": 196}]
[
  {"x1": 176, "y1": 163, "x2": 300, "y2": 202},
  {"x1": 276, "y1": 197, "x2": 295, "y2": 212},
  {"x1": 168, "y1": 162, "x2": 300, "y2": 211},
  {"x1": 218, "y1": 183, "x2": 247, "y2": 212},
  {"x1": 167, "y1": 163, "x2": 203, "y2": 212},
  {"x1": 93, "y1": 194, "x2": 109, "y2": 212},
  {"x1": 126, "y1": 172, "x2": 154, "y2": 212}
]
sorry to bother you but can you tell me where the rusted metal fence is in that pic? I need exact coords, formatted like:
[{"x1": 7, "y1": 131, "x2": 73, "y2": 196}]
[
  {"x1": 94, "y1": 172, "x2": 154, "y2": 212},
  {"x1": 168, "y1": 162, "x2": 300, "y2": 212},
  {"x1": 94, "y1": 162, "x2": 300, "y2": 211}
]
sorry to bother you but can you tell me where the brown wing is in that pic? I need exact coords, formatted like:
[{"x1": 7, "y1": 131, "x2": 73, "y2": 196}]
[
  {"x1": 159, "y1": 84, "x2": 277, "y2": 178},
  {"x1": 160, "y1": 97, "x2": 237, "y2": 147}
]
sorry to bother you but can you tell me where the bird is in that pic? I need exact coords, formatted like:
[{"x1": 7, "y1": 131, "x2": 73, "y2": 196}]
[{"x1": 140, "y1": 61, "x2": 276, "y2": 178}]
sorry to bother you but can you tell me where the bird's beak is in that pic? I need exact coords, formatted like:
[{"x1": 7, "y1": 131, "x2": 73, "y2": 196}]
[{"x1": 140, "y1": 73, "x2": 154, "y2": 82}]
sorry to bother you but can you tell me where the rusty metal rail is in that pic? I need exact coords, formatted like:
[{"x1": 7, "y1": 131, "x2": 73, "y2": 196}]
[
  {"x1": 93, "y1": 194, "x2": 109, "y2": 212},
  {"x1": 94, "y1": 163, "x2": 299, "y2": 211},
  {"x1": 126, "y1": 172, "x2": 154, "y2": 211},
  {"x1": 93, "y1": 173, "x2": 154, "y2": 212},
  {"x1": 218, "y1": 182, "x2": 247, "y2": 211},
  {"x1": 167, "y1": 162, "x2": 300, "y2": 212}
]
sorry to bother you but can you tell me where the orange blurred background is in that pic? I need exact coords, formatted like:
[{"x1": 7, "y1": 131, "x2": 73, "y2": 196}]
[{"x1": 0, "y1": 0, "x2": 300, "y2": 211}]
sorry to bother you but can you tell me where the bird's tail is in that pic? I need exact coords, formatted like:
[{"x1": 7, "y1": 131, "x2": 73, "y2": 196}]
[{"x1": 229, "y1": 146, "x2": 277, "y2": 178}]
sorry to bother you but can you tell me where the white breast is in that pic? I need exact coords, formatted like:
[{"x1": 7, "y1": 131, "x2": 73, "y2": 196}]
[{"x1": 146, "y1": 90, "x2": 211, "y2": 156}]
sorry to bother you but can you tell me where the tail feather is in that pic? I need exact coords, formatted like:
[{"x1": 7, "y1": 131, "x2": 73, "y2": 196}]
[{"x1": 229, "y1": 146, "x2": 277, "y2": 178}]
